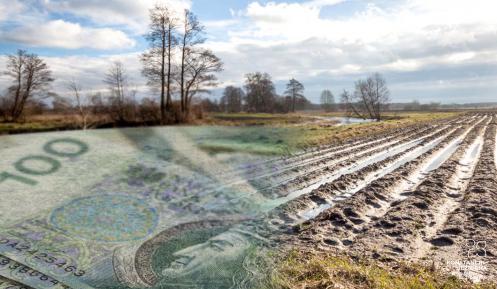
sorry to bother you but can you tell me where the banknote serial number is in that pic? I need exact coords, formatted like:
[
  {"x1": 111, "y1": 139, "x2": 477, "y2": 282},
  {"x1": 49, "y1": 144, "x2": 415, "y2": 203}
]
[
  {"x1": 0, "y1": 138, "x2": 89, "y2": 186},
  {"x1": 0, "y1": 238, "x2": 85, "y2": 278},
  {"x1": 0, "y1": 257, "x2": 71, "y2": 288}
]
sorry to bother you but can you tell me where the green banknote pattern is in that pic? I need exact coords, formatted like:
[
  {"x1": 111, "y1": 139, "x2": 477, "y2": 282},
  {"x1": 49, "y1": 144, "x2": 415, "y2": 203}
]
[{"x1": 0, "y1": 127, "x2": 286, "y2": 289}]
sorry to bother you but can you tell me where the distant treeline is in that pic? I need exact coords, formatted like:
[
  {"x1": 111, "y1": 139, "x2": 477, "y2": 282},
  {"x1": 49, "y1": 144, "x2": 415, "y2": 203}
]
[{"x1": 202, "y1": 73, "x2": 312, "y2": 114}]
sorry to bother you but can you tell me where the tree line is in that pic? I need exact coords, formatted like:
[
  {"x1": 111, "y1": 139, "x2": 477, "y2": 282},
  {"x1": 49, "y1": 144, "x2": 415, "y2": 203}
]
[
  {"x1": 212, "y1": 73, "x2": 311, "y2": 114},
  {"x1": 212, "y1": 72, "x2": 391, "y2": 121}
]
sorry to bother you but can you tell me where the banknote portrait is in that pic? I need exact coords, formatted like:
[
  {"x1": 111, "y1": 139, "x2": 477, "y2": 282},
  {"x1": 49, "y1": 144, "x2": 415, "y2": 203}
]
[{"x1": 113, "y1": 219, "x2": 266, "y2": 289}]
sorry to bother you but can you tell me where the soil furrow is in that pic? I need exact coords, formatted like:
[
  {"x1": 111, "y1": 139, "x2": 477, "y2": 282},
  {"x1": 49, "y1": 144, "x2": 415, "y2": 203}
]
[
  {"x1": 244, "y1": 125, "x2": 437, "y2": 192},
  {"x1": 272, "y1": 120, "x2": 479, "y2": 224},
  {"x1": 233, "y1": 123, "x2": 435, "y2": 179},
  {"x1": 426, "y1": 118, "x2": 497, "y2": 282},
  {"x1": 220, "y1": 116, "x2": 467, "y2": 189},
  {"x1": 260, "y1": 124, "x2": 456, "y2": 198},
  {"x1": 193, "y1": 123, "x2": 452, "y2": 206},
  {"x1": 344, "y1": 119, "x2": 488, "y2": 263},
  {"x1": 286, "y1": 118, "x2": 483, "y2": 248}
]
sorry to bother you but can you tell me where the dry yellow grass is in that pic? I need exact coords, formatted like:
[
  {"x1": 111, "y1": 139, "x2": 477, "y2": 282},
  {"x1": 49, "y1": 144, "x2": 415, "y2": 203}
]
[{"x1": 269, "y1": 250, "x2": 496, "y2": 289}]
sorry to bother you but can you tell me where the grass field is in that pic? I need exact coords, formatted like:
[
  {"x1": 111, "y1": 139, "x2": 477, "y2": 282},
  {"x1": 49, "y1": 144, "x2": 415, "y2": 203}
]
[
  {"x1": 270, "y1": 250, "x2": 496, "y2": 289},
  {"x1": 207, "y1": 111, "x2": 461, "y2": 152}
]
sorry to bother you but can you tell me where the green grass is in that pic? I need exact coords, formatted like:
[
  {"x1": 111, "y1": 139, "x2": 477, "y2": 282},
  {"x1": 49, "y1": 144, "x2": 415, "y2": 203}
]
[
  {"x1": 269, "y1": 250, "x2": 496, "y2": 289},
  {"x1": 278, "y1": 111, "x2": 460, "y2": 150},
  {"x1": 196, "y1": 111, "x2": 461, "y2": 154},
  {"x1": 205, "y1": 112, "x2": 315, "y2": 126},
  {"x1": 0, "y1": 121, "x2": 70, "y2": 134}
]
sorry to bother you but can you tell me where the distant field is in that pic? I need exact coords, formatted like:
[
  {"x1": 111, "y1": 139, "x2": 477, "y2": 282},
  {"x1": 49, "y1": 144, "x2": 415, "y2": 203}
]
[{"x1": 200, "y1": 111, "x2": 460, "y2": 152}]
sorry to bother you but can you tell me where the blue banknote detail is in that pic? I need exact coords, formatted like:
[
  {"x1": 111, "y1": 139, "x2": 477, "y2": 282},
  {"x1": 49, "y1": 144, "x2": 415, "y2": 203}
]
[{"x1": 50, "y1": 194, "x2": 158, "y2": 242}]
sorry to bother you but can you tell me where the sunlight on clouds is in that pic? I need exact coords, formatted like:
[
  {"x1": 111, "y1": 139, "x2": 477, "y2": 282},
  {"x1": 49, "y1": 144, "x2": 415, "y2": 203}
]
[
  {"x1": 220, "y1": 1, "x2": 497, "y2": 73},
  {"x1": 304, "y1": 0, "x2": 346, "y2": 8},
  {"x1": 2, "y1": 20, "x2": 135, "y2": 50},
  {"x1": 447, "y1": 52, "x2": 476, "y2": 64},
  {"x1": 382, "y1": 59, "x2": 421, "y2": 72},
  {"x1": 44, "y1": 0, "x2": 191, "y2": 34}
]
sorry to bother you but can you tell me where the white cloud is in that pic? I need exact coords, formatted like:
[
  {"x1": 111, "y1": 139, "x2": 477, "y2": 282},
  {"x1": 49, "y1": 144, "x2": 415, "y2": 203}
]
[
  {"x1": 0, "y1": 52, "x2": 146, "y2": 99},
  {"x1": 305, "y1": 0, "x2": 346, "y2": 8},
  {"x1": 0, "y1": 0, "x2": 24, "y2": 21},
  {"x1": 44, "y1": 0, "x2": 191, "y2": 34},
  {"x1": 205, "y1": 0, "x2": 497, "y2": 102},
  {"x1": 204, "y1": 19, "x2": 239, "y2": 29},
  {"x1": 1, "y1": 20, "x2": 135, "y2": 50}
]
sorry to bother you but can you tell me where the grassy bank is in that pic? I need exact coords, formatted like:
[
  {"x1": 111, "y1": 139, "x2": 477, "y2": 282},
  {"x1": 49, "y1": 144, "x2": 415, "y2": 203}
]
[
  {"x1": 270, "y1": 111, "x2": 461, "y2": 151},
  {"x1": 269, "y1": 250, "x2": 496, "y2": 289},
  {"x1": 177, "y1": 112, "x2": 461, "y2": 155},
  {"x1": 200, "y1": 112, "x2": 317, "y2": 126},
  {"x1": 1, "y1": 112, "x2": 461, "y2": 156}
]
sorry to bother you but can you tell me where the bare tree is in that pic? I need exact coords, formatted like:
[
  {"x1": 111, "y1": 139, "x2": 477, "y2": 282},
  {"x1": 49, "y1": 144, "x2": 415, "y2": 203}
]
[
  {"x1": 340, "y1": 89, "x2": 365, "y2": 119},
  {"x1": 88, "y1": 92, "x2": 106, "y2": 114},
  {"x1": 244, "y1": 72, "x2": 276, "y2": 113},
  {"x1": 0, "y1": 95, "x2": 9, "y2": 121},
  {"x1": 320, "y1": 89, "x2": 335, "y2": 112},
  {"x1": 52, "y1": 94, "x2": 73, "y2": 113},
  {"x1": 138, "y1": 97, "x2": 161, "y2": 123},
  {"x1": 284, "y1": 78, "x2": 305, "y2": 113},
  {"x1": 221, "y1": 86, "x2": 244, "y2": 113},
  {"x1": 183, "y1": 49, "x2": 222, "y2": 117},
  {"x1": 141, "y1": 4, "x2": 178, "y2": 124},
  {"x1": 104, "y1": 61, "x2": 130, "y2": 122},
  {"x1": 342, "y1": 73, "x2": 390, "y2": 121},
  {"x1": 68, "y1": 80, "x2": 91, "y2": 129},
  {"x1": 178, "y1": 10, "x2": 205, "y2": 115},
  {"x1": 3, "y1": 50, "x2": 53, "y2": 122}
]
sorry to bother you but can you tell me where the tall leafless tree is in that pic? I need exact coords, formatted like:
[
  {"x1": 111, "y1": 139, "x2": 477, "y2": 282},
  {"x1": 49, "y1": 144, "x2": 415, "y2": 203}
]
[
  {"x1": 340, "y1": 89, "x2": 364, "y2": 118},
  {"x1": 104, "y1": 61, "x2": 130, "y2": 122},
  {"x1": 284, "y1": 78, "x2": 305, "y2": 113},
  {"x1": 0, "y1": 96, "x2": 8, "y2": 121},
  {"x1": 3, "y1": 50, "x2": 53, "y2": 122},
  {"x1": 178, "y1": 10, "x2": 205, "y2": 115},
  {"x1": 183, "y1": 49, "x2": 222, "y2": 117},
  {"x1": 67, "y1": 79, "x2": 91, "y2": 129},
  {"x1": 221, "y1": 86, "x2": 244, "y2": 113},
  {"x1": 320, "y1": 89, "x2": 335, "y2": 112},
  {"x1": 141, "y1": 4, "x2": 178, "y2": 124},
  {"x1": 244, "y1": 72, "x2": 276, "y2": 113},
  {"x1": 342, "y1": 73, "x2": 390, "y2": 121}
]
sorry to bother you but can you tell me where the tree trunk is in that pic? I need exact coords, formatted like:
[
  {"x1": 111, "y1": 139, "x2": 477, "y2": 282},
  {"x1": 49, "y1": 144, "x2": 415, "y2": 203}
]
[
  {"x1": 180, "y1": 34, "x2": 186, "y2": 114},
  {"x1": 11, "y1": 65, "x2": 22, "y2": 121},
  {"x1": 292, "y1": 91, "x2": 296, "y2": 113},
  {"x1": 160, "y1": 23, "x2": 166, "y2": 124},
  {"x1": 166, "y1": 23, "x2": 172, "y2": 112}
]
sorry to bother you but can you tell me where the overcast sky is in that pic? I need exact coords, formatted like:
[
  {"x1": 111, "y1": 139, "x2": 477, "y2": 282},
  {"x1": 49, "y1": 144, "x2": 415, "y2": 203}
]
[{"x1": 1, "y1": 0, "x2": 497, "y2": 104}]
